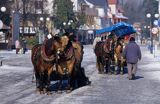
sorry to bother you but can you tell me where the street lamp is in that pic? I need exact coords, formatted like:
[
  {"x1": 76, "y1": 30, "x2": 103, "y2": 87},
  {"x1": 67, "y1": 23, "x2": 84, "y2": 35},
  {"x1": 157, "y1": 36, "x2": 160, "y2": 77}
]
[
  {"x1": 1, "y1": 7, "x2": 6, "y2": 12},
  {"x1": 146, "y1": 13, "x2": 159, "y2": 54},
  {"x1": 40, "y1": 17, "x2": 44, "y2": 21},
  {"x1": 46, "y1": 17, "x2": 50, "y2": 21},
  {"x1": 39, "y1": 17, "x2": 50, "y2": 42},
  {"x1": 0, "y1": 7, "x2": 6, "y2": 29},
  {"x1": 63, "y1": 22, "x2": 66, "y2": 26},
  {"x1": 63, "y1": 20, "x2": 73, "y2": 32}
]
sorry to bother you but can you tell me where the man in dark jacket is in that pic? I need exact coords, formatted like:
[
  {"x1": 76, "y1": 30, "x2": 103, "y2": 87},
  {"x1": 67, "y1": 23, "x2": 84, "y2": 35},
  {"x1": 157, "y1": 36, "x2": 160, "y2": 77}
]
[{"x1": 123, "y1": 37, "x2": 141, "y2": 80}]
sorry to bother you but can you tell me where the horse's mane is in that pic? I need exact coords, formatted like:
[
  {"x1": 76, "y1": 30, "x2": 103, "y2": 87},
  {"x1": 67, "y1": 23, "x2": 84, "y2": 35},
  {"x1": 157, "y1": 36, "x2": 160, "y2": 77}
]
[{"x1": 53, "y1": 36, "x2": 61, "y2": 43}]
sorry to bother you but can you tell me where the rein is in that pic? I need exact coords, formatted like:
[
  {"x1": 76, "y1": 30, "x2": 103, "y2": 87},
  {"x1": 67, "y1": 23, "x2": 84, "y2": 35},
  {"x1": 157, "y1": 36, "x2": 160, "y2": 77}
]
[{"x1": 41, "y1": 44, "x2": 55, "y2": 62}]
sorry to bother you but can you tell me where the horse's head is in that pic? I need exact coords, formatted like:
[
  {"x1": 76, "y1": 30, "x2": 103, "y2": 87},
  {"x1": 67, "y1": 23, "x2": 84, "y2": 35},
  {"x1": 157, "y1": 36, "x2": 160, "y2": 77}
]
[
  {"x1": 58, "y1": 35, "x2": 70, "y2": 52},
  {"x1": 49, "y1": 36, "x2": 63, "y2": 54}
]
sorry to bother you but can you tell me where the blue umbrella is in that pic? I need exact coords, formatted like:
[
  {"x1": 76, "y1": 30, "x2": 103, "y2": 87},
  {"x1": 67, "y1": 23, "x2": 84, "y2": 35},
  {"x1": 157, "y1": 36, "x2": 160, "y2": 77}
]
[{"x1": 96, "y1": 22, "x2": 136, "y2": 37}]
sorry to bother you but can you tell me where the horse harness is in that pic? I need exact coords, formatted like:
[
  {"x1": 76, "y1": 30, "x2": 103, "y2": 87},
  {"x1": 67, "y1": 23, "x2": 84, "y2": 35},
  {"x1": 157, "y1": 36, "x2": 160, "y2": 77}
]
[{"x1": 56, "y1": 46, "x2": 75, "y2": 75}]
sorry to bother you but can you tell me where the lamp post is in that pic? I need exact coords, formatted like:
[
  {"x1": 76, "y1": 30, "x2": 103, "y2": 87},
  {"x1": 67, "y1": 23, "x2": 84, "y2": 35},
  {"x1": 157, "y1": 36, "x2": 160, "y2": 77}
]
[
  {"x1": 146, "y1": 13, "x2": 159, "y2": 54},
  {"x1": 0, "y1": 7, "x2": 6, "y2": 29},
  {"x1": 39, "y1": 17, "x2": 50, "y2": 42},
  {"x1": 63, "y1": 20, "x2": 73, "y2": 32}
]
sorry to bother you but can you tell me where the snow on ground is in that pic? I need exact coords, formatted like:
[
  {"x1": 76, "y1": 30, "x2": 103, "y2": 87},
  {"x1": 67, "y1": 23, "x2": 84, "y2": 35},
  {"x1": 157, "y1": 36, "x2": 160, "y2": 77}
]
[{"x1": 0, "y1": 45, "x2": 160, "y2": 104}]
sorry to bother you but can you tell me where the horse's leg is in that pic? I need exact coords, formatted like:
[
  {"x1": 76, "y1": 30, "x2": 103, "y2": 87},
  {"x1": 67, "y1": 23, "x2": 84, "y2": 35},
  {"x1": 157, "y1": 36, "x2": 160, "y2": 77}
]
[
  {"x1": 35, "y1": 72, "x2": 40, "y2": 92},
  {"x1": 66, "y1": 74, "x2": 73, "y2": 93},
  {"x1": 70, "y1": 73, "x2": 75, "y2": 89},
  {"x1": 57, "y1": 78, "x2": 63, "y2": 93},
  {"x1": 39, "y1": 72, "x2": 45, "y2": 94},
  {"x1": 115, "y1": 59, "x2": 120, "y2": 75},
  {"x1": 105, "y1": 59, "x2": 109, "y2": 74},
  {"x1": 43, "y1": 71, "x2": 48, "y2": 93},
  {"x1": 120, "y1": 60, "x2": 124, "y2": 75},
  {"x1": 108, "y1": 59, "x2": 112, "y2": 75},
  {"x1": 32, "y1": 69, "x2": 36, "y2": 83},
  {"x1": 46, "y1": 68, "x2": 53, "y2": 95},
  {"x1": 97, "y1": 57, "x2": 102, "y2": 74}
]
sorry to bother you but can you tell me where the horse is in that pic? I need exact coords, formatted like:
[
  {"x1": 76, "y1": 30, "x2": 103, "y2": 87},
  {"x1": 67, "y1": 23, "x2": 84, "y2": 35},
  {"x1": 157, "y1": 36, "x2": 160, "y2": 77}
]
[
  {"x1": 31, "y1": 36, "x2": 62, "y2": 94},
  {"x1": 94, "y1": 38, "x2": 115, "y2": 74},
  {"x1": 114, "y1": 38, "x2": 126, "y2": 74},
  {"x1": 55, "y1": 35, "x2": 88, "y2": 92}
]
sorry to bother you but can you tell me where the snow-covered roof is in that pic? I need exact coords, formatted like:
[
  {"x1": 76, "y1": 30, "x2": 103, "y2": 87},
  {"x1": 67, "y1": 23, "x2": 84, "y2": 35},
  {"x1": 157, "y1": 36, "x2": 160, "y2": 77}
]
[
  {"x1": 87, "y1": 0, "x2": 108, "y2": 7},
  {"x1": 115, "y1": 13, "x2": 128, "y2": 20}
]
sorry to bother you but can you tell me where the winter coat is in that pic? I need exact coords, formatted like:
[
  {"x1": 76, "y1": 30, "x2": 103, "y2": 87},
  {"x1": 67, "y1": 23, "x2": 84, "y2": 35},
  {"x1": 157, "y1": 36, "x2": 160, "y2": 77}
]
[
  {"x1": 123, "y1": 41, "x2": 141, "y2": 64},
  {"x1": 15, "y1": 40, "x2": 21, "y2": 49}
]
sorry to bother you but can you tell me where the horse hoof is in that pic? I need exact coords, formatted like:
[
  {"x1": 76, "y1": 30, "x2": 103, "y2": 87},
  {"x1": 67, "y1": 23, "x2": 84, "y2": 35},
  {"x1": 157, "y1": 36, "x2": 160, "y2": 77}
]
[
  {"x1": 98, "y1": 72, "x2": 102, "y2": 74},
  {"x1": 86, "y1": 81, "x2": 91, "y2": 85},
  {"x1": 32, "y1": 80, "x2": 36, "y2": 83},
  {"x1": 47, "y1": 92, "x2": 52, "y2": 95},
  {"x1": 40, "y1": 91, "x2": 43, "y2": 94},
  {"x1": 108, "y1": 72, "x2": 112, "y2": 75},
  {"x1": 114, "y1": 72, "x2": 118, "y2": 75},
  {"x1": 101, "y1": 72, "x2": 105, "y2": 74},
  {"x1": 120, "y1": 72, "x2": 123, "y2": 75},
  {"x1": 57, "y1": 90, "x2": 62, "y2": 94},
  {"x1": 66, "y1": 90, "x2": 72, "y2": 93},
  {"x1": 43, "y1": 88, "x2": 47, "y2": 93},
  {"x1": 36, "y1": 88, "x2": 40, "y2": 93}
]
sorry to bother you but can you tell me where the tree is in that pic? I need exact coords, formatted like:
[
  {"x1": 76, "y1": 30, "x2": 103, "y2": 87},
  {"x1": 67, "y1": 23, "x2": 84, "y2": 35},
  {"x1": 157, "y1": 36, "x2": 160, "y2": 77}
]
[
  {"x1": 142, "y1": 0, "x2": 158, "y2": 25},
  {"x1": 52, "y1": 0, "x2": 77, "y2": 30},
  {"x1": 0, "y1": 0, "x2": 13, "y2": 26}
]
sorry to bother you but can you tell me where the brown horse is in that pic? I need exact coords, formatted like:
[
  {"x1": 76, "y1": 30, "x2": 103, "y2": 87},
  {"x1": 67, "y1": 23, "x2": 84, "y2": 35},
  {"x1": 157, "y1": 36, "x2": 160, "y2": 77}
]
[
  {"x1": 114, "y1": 38, "x2": 126, "y2": 74},
  {"x1": 31, "y1": 36, "x2": 62, "y2": 94},
  {"x1": 94, "y1": 38, "x2": 114, "y2": 74},
  {"x1": 55, "y1": 35, "x2": 88, "y2": 91}
]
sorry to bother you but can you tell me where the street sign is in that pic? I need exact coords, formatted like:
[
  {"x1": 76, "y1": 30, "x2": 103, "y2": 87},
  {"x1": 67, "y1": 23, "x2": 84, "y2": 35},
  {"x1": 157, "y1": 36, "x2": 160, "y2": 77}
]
[
  {"x1": 151, "y1": 27, "x2": 159, "y2": 35},
  {"x1": 154, "y1": 20, "x2": 158, "y2": 26}
]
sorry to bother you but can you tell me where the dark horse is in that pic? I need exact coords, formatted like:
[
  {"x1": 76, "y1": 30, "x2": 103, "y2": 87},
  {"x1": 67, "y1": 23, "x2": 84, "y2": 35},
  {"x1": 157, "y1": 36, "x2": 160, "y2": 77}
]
[
  {"x1": 94, "y1": 38, "x2": 114, "y2": 74},
  {"x1": 31, "y1": 36, "x2": 62, "y2": 94}
]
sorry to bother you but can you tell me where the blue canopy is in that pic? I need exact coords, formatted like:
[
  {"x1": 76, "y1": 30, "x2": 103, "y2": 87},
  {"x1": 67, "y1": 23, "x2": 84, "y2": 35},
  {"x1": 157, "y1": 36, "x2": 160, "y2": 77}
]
[{"x1": 96, "y1": 22, "x2": 136, "y2": 37}]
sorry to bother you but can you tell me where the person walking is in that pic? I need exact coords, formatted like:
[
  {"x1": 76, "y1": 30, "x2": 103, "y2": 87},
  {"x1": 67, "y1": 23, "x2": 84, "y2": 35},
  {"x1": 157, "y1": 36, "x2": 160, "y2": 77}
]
[
  {"x1": 15, "y1": 39, "x2": 21, "y2": 54},
  {"x1": 123, "y1": 37, "x2": 141, "y2": 80},
  {"x1": 21, "y1": 38, "x2": 27, "y2": 54}
]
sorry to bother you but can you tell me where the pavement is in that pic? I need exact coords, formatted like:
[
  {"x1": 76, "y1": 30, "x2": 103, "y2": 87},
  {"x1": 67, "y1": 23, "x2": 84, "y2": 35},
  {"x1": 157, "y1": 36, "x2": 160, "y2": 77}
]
[{"x1": 0, "y1": 44, "x2": 160, "y2": 104}]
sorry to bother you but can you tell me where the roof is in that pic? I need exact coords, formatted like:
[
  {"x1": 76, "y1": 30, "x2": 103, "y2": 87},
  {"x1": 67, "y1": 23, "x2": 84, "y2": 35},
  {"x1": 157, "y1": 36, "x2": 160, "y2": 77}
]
[
  {"x1": 86, "y1": 0, "x2": 108, "y2": 7},
  {"x1": 108, "y1": 0, "x2": 117, "y2": 4},
  {"x1": 78, "y1": 0, "x2": 86, "y2": 4},
  {"x1": 114, "y1": 13, "x2": 128, "y2": 20}
]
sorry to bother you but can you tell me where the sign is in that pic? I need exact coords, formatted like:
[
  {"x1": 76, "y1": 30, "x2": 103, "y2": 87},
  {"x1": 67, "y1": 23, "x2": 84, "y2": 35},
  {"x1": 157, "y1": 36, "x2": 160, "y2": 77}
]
[
  {"x1": 154, "y1": 20, "x2": 158, "y2": 26},
  {"x1": 19, "y1": 27, "x2": 38, "y2": 35},
  {"x1": 151, "y1": 27, "x2": 159, "y2": 35}
]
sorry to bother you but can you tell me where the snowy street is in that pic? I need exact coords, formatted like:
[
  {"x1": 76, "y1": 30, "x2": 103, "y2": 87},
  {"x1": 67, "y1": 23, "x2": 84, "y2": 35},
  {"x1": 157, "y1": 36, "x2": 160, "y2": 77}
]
[{"x1": 0, "y1": 45, "x2": 160, "y2": 104}]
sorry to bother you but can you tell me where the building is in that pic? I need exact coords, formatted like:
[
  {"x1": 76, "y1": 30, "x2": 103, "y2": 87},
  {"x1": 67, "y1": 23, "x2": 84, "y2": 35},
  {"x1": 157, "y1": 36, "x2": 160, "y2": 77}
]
[{"x1": 108, "y1": 0, "x2": 128, "y2": 24}]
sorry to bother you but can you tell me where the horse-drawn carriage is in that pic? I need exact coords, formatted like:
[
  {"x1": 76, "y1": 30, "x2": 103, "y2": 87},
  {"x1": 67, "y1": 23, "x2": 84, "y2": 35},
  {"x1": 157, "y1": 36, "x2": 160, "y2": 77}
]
[
  {"x1": 31, "y1": 33, "x2": 90, "y2": 94},
  {"x1": 94, "y1": 22, "x2": 136, "y2": 75}
]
